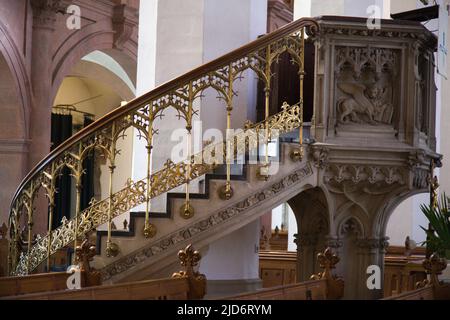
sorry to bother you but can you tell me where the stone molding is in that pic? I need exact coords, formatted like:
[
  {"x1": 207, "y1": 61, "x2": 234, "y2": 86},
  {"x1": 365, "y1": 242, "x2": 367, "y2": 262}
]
[
  {"x1": 112, "y1": 4, "x2": 138, "y2": 50},
  {"x1": 355, "y1": 237, "x2": 390, "y2": 250},
  {"x1": 324, "y1": 164, "x2": 406, "y2": 185},
  {"x1": 294, "y1": 233, "x2": 318, "y2": 247},
  {"x1": 30, "y1": 0, "x2": 62, "y2": 29},
  {"x1": 309, "y1": 145, "x2": 329, "y2": 169},
  {"x1": 319, "y1": 22, "x2": 436, "y2": 48},
  {"x1": 268, "y1": 0, "x2": 293, "y2": 33},
  {"x1": 0, "y1": 139, "x2": 30, "y2": 154},
  {"x1": 325, "y1": 236, "x2": 343, "y2": 249}
]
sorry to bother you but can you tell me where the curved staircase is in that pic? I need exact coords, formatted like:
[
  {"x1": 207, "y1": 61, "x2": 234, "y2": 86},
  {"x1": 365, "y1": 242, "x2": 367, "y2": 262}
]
[
  {"x1": 96, "y1": 142, "x2": 315, "y2": 283},
  {"x1": 7, "y1": 18, "x2": 319, "y2": 279}
]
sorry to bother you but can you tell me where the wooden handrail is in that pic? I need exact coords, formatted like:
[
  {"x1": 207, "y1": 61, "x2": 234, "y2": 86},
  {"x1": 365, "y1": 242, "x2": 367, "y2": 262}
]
[{"x1": 9, "y1": 17, "x2": 319, "y2": 210}]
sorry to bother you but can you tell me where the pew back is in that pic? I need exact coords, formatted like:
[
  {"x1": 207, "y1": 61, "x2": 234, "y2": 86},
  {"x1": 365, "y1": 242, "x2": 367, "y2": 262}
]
[
  {"x1": 0, "y1": 272, "x2": 72, "y2": 297},
  {"x1": 2, "y1": 277, "x2": 190, "y2": 300},
  {"x1": 225, "y1": 279, "x2": 328, "y2": 300}
]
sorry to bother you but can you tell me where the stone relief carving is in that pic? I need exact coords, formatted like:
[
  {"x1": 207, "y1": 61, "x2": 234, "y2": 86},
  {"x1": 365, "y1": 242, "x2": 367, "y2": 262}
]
[
  {"x1": 337, "y1": 82, "x2": 393, "y2": 124},
  {"x1": 339, "y1": 218, "x2": 364, "y2": 238},
  {"x1": 324, "y1": 164, "x2": 406, "y2": 186},
  {"x1": 294, "y1": 234, "x2": 318, "y2": 247},
  {"x1": 112, "y1": 4, "x2": 138, "y2": 50},
  {"x1": 325, "y1": 236, "x2": 343, "y2": 249},
  {"x1": 413, "y1": 168, "x2": 429, "y2": 189},
  {"x1": 321, "y1": 26, "x2": 436, "y2": 48},
  {"x1": 295, "y1": 215, "x2": 328, "y2": 248},
  {"x1": 408, "y1": 150, "x2": 426, "y2": 170},
  {"x1": 30, "y1": 0, "x2": 63, "y2": 26},
  {"x1": 355, "y1": 237, "x2": 389, "y2": 250},
  {"x1": 335, "y1": 47, "x2": 397, "y2": 126},
  {"x1": 309, "y1": 145, "x2": 329, "y2": 169}
]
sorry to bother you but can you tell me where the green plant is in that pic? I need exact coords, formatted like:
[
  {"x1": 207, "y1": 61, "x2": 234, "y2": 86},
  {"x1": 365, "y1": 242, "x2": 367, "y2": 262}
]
[{"x1": 420, "y1": 193, "x2": 450, "y2": 259}]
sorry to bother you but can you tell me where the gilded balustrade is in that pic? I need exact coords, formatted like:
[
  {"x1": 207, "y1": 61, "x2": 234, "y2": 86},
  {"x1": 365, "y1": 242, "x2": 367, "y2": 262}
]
[{"x1": 8, "y1": 18, "x2": 318, "y2": 276}]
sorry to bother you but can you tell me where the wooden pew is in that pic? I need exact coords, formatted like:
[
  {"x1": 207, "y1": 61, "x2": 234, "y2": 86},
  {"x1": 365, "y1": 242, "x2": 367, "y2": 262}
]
[
  {"x1": 0, "y1": 223, "x2": 8, "y2": 276},
  {"x1": 259, "y1": 250, "x2": 297, "y2": 288},
  {"x1": 0, "y1": 271, "x2": 85, "y2": 297},
  {"x1": 383, "y1": 253, "x2": 450, "y2": 300},
  {"x1": 224, "y1": 279, "x2": 329, "y2": 300},
  {"x1": 1, "y1": 244, "x2": 206, "y2": 300},
  {"x1": 0, "y1": 236, "x2": 102, "y2": 297},
  {"x1": 3, "y1": 277, "x2": 190, "y2": 300},
  {"x1": 258, "y1": 245, "x2": 427, "y2": 292},
  {"x1": 383, "y1": 245, "x2": 427, "y2": 297},
  {"x1": 223, "y1": 247, "x2": 344, "y2": 300}
]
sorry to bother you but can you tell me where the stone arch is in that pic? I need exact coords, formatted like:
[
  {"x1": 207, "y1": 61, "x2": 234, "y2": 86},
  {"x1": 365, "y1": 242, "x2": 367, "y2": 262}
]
[
  {"x1": 0, "y1": 20, "x2": 32, "y2": 139},
  {"x1": 336, "y1": 215, "x2": 367, "y2": 299},
  {"x1": 335, "y1": 204, "x2": 368, "y2": 239},
  {"x1": 69, "y1": 59, "x2": 135, "y2": 102},
  {"x1": 51, "y1": 18, "x2": 137, "y2": 101},
  {"x1": 338, "y1": 216, "x2": 365, "y2": 239},
  {"x1": 372, "y1": 188, "x2": 427, "y2": 239},
  {"x1": 0, "y1": 21, "x2": 32, "y2": 226},
  {"x1": 49, "y1": 29, "x2": 138, "y2": 232},
  {"x1": 288, "y1": 187, "x2": 330, "y2": 281}
]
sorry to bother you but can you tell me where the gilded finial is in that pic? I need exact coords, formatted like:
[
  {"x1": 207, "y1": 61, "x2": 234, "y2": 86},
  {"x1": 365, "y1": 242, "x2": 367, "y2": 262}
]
[
  {"x1": 311, "y1": 247, "x2": 340, "y2": 280},
  {"x1": 416, "y1": 253, "x2": 447, "y2": 288},
  {"x1": 172, "y1": 244, "x2": 206, "y2": 299},
  {"x1": 143, "y1": 222, "x2": 157, "y2": 238},
  {"x1": 178, "y1": 244, "x2": 201, "y2": 269},
  {"x1": 105, "y1": 240, "x2": 119, "y2": 258},
  {"x1": 75, "y1": 236, "x2": 96, "y2": 272},
  {"x1": 180, "y1": 202, "x2": 195, "y2": 219}
]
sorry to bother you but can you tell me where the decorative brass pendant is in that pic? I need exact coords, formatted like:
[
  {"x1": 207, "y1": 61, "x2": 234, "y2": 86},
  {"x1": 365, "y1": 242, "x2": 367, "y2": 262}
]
[
  {"x1": 257, "y1": 164, "x2": 270, "y2": 181},
  {"x1": 143, "y1": 223, "x2": 157, "y2": 238},
  {"x1": 290, "y1": 148, "x2": 303, "y2": 162},
  {"x1": 218, "y1": 184, "x2": 234, "y2": 200},
  {"x1": 180, "y1": 202, "x2": 195, "y2": 219},
  {"x1": 105, "y1": 241, "x2": 120, "y2": 258}
]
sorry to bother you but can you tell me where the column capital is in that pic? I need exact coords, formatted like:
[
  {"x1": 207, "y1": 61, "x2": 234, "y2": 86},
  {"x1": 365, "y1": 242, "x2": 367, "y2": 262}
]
[
  {"x1": 112, "y1": 4, "x2": 138, "y2": 50},
  {"x1": 30, "y1": 0, "x2": 63, "y2": 29},
  {"x1": 356, "y1": 237, "x2": 390, "y2": 251},
  {"x1": 293, "y1": 233, "x2": 318, "y2": 247},
  {"x1": 325, "y1": 235, "x2": 343, "y2": 249}
]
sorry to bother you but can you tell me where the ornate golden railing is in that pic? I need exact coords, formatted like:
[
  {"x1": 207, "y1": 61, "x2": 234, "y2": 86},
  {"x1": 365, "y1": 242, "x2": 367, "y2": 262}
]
[
  {"x1": 12, "y1": 103, "x2": 303, "y2": 275},
  {"x1": 8, "y1": 17, "x2": 318, "y2": 275}
]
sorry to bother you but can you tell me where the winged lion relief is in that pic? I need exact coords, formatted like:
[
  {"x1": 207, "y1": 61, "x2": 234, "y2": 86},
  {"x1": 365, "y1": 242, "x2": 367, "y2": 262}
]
[{"x1": 336, "y1": 82, "x2": 393, "y2": 125}]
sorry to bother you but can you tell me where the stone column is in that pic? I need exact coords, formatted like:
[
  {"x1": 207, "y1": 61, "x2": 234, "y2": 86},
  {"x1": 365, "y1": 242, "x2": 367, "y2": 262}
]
[
  {"x1": 28, "y1": 0, "x2": 61, "y2": 238},
  {"x1": 354, "y1": 237, "x2": 389, "y2": 300},
  {"x1": 134, "y1": 0, "x2": 268, "y2": 295},
  {"x1": 294, "y1": 233, "x2": 316, "y2": 281},
  {"x1": 28, "y1": 0, "x2": 61, "y2": 169}
]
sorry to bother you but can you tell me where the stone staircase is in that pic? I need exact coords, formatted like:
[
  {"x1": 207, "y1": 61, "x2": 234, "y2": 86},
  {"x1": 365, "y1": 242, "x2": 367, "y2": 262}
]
[
  {"x1": 7, "y1": 15, "x2": 441, "y2": 300},
  {"x1": 94, "y1": 141, "x2": 316, "y2": 283}
]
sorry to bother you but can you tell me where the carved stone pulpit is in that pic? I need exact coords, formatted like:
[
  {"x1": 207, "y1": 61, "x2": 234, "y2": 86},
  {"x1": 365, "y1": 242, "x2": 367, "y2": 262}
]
[{"x1": 304, "y1": 16, "x2": 440, "y2": 300}]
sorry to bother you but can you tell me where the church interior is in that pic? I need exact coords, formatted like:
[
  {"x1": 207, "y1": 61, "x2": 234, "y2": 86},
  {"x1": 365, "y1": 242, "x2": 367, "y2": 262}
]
[{"x1": 0, "y1": 0, "x2": 450, "y2": 302}]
